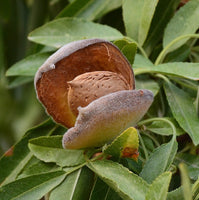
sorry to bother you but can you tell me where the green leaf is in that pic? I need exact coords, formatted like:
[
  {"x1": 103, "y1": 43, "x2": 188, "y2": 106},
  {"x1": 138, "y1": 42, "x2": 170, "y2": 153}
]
[
  {"x1": 88, "y1": 160, "x2": 149, "y2": 200},
  {"x1": 163, "y1": 0, "x2": 199, "y2": 52},
  {"x1": 179, "y1": 163, "x2": 193, "y2": 200},
  {"x1": 56, "y1": 0, "x2": 122, "y2": 21},
  {"x1": 145, "y1": 117, "x2": 184, "y2": 136},
  {"x1": 122, "y1": 0, "x2": 144, "y2": 42},
  {"x1": 0, "y1": 119, "x2": 56, "y2": 186},
  {"x1": 28, "y1": 136, "x2": 86, "y2": 167},
  {"x1": 49, "y1": 167, "x2": 94, "y2": 200},
  {"x1": 135, "y1": 78, "x2": 160, "y2": 97},
  {"x1": 0, "y1": 171, "x2": 66, "y2": 200},
  {"x1": 6, "y1": 52, "x2": 51, "y2": 77},
  {"x1": 140, "y1": 136, "x2": 177, "y2": 183},
  {"x1": 114, "y1": 39, "x2": 137, "y2": 64},
  {"x1": 28, "y1": 17, "x2": 123, "y2": 48},
  {"x1": 146, "y1": 172, "x2": 172, "y2": 200},
  {"x1": 134, "y1": 53, "x2": 153, "y2": 66},
  {"x1": 143, "y1": 0, "x2": 181, "y2": 55},
  {"x1": 103, "y1": 127, "x2": 139, "y2": 160},
  {"x1": 138, "y1": 0, "x2": 159, "y2": 46},
  {"x1": 175, "y1": 153, "x2": 199, "y2": 181},
  {"x1": 134, "y1": 62, "x2": 199, "y2": 81},
  {"x1": 89, "y1": 177, "x2": 122, "y2": 200},
  {"x1": 164, "y1": 81, "x2": 199, "y2": 145},
  {"x1": 167, "y1": 187, "x2": 184, "y2": 200},
  {"x1": 18, "y1": 160, "x2": 61, "y2": 179},
  {"x1": 121, "y1": 43, "x2": 137, "y2": 65}
]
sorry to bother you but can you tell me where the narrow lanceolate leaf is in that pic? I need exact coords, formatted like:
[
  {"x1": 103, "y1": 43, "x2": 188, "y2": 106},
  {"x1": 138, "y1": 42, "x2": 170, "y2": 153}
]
[
  {"x1": 164, "y1": 81, "x2": 199, "y2": 145},
  {"x1": 145, "y1": 172, "x2": 172, "y2": 200},
  {"x1": 6, "y1": 52, "x2": 51, "y2": 77},
  {"x1": 143, "y1": 0, "x2": 181, "y2": 55},
  {"x1": 122, "y1": 0, "x2": 144, "y2": 42},
  {"x1": 138, "y1": 0, "x2": 159, "y2": 46},
  {"x1": 0, "y1": 119, "x2": 56, "y2": 186},
  {"x1": 103, "y1": 127, "x2": 139, "y2": 161},
  {"x1": 49, "y1": 167, "x2": 94, "y2": 200},
  {"x1": 179, "y1": 163, "x2": 193, "y2": 200},
  {"x1": 134, "y1": 62, "x2": 199, "y2": 81},
  {"x1": 140, "y1": 136, "x2": 177, "y2": 183},
  {"x1": 88, "y1": 160, "x2": 149, "y2": 200},
  {"x1": 89, "y1": 177, "x2": 122, "y2": 200},
  {"x1": 28, "y1": 136, "x2": 86, "y2": 167},
  {"x1": 28, "y1": 18, "x2": 123, "y2": 48},
  {"x1": 0, "y1": 171, "x2": 66, "y2": 200},
  {"x1": 163, "y1": 0, "x2": 199, "y2": 52},
  {"x1": 56, "y1": 0, "x2": 122, "y2": 21}
]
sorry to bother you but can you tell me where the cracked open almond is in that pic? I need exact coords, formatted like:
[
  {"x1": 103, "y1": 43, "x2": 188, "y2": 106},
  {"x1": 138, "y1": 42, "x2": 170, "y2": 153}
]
[{"x1": 34, "y1": 39, "x2": 135, "y2": 128}]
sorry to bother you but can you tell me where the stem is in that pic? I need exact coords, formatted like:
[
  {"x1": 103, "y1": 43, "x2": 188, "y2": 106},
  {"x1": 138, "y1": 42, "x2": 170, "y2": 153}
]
[
  {"x1": 155, "y1": 34, "x2": 199, "y2": 65},
  {"x1": 154, "y1": 73, "x2": 170, "y2": 83},
  {"x1": 138, "y1": 117, "x2": 177, "y2": 137}
]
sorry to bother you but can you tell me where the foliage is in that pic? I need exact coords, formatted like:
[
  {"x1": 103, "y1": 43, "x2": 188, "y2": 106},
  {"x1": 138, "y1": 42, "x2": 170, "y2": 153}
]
[{"x1": 1, "y1": 0, "x2": 199, "y2": 199}]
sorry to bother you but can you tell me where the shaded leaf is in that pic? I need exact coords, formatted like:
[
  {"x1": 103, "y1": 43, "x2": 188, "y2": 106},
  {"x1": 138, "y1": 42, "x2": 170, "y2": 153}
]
[
  {"x1": 0, "y1": 119, "x2": 56, "y2": 186},
  {"x1": 175, "y1": 153, "x2": 199, "y2": 181},
  {"x1": 164, "y1": 81, "x2": 199, "y2": 145},
  {"x1": 28, "y1": 18, "x2": 123, "y2": 48},
  {"x1": 88, "y1": 160, "x2": 149, "y2": 200},
  {"x1": 56, "y1": 0, "x2": 122, "y2": 21},
  {"x1": 138, "y1": 0, "x2": 159, "y2": 46},
  {"x1": 179, "y1": 163, "x2": 193, "y2": 200},
  {"x1": 18, "y1": 160, "x2": 61, "y2": 179},
  {"x1": 50, "y1": 167, "x2": 94, "y2": 200},
  {"x1": 146, "y1": 172, "x2": 172, "y2": 200},
  {"x1": 103, "y1": 127, "x2": 139, "y2": 160},
  {"x1": 0, "y1": 171, "x2": 66, "y2": 200},
  {"x1": 164, "y1": 44, "x2": 191, "y2": 63},
  {"x1": 6, "y1": 52, "x2": 51, "y2": 77},
  {"x1": 134, "y1": 62, "x2": 199, "y2": 81},
  {"x1": 163, "y1": 0, "x2": 199, "y2": 52},
  {"x1": 114, "y1": 39, "x2": 137, "y2": 64},
  {"x1": 140, "y1": 136, "x2": 177, "y2": 183},
  {"x1": 28, "y1": 136, "x2": 86, "y2": 167}
]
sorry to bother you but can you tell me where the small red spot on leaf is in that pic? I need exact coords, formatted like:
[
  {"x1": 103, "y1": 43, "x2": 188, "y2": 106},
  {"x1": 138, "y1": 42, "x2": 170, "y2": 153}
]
[
  {"x1": 121, "y1": 147, "x2": 139, "y2": 161},
  {"x1": 4, "y1": 146, "x2": 14, "y2": 157}
]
